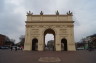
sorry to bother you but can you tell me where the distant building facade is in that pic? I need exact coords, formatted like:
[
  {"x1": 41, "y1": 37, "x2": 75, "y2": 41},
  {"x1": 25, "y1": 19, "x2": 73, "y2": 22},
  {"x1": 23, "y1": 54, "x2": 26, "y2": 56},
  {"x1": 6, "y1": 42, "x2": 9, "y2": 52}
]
[
  {"x1": 0, "y1": 34, "x2": 6, "y2": 46},
  {"x1": 47, "y1": 40, "x2": 54, "y2": 51},
  {"x1": 24, "y1": 11, "x2": 76, "y2": 51}
]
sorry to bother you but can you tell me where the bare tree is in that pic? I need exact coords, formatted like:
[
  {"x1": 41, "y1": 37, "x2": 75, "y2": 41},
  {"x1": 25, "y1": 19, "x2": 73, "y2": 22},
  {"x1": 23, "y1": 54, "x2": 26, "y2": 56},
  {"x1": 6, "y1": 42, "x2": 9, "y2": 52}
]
[{"x1": 19, "y1": 35, "x2": 25, "y2": 46}]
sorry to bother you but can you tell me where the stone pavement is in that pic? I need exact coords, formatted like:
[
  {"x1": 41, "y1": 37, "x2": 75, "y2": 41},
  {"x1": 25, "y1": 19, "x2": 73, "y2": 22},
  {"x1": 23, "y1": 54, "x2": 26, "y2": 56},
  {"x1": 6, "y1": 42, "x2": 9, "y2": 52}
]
[{"x1": 0, "y1": 50, "x2": 96, "y2": 63}]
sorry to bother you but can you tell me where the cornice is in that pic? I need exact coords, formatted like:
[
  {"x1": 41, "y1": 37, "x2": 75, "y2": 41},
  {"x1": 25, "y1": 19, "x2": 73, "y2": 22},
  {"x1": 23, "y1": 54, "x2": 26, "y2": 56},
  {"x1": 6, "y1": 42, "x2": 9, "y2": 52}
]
[{"x1": 25, "y1": 21, "x2": 74, "y2": 23}]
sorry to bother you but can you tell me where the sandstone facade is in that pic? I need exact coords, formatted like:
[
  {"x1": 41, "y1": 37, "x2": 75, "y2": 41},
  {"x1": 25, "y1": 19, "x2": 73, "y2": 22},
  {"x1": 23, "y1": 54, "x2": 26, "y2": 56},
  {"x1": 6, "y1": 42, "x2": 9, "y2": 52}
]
[{"x1": 24, "y1": 11, "x2": 76, "y2": 51}]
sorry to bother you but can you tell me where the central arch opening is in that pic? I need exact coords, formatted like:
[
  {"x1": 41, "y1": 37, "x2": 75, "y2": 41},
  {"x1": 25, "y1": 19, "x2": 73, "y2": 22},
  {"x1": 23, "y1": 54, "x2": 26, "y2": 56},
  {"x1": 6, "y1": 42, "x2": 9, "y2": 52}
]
[{"x1": 44, "y1": 29, "x2": 55, "y2": 51}]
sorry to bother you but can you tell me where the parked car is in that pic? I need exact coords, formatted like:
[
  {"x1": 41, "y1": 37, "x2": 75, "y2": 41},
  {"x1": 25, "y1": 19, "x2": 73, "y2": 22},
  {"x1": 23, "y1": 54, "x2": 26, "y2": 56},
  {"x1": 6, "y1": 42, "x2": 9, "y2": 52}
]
[
  {"x1": 12, "y1": 46, "x2": 21, "y2": 50},
  {"x1": 76, "y1": 47, "x2": 84, "y2": 50},
  {"x1": 0, "y1": 46, "x2": 10, "y2": 49}
]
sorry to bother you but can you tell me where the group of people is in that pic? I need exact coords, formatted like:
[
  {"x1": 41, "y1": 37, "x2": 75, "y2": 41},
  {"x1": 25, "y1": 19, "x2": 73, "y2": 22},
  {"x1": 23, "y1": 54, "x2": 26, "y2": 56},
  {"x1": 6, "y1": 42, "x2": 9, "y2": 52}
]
[
  {"x1": 10, "y1": 46, "x2": 23, "y2": 51},
  {"x1": 10, "y1": 46, "x2": 17, "y2": 51}
]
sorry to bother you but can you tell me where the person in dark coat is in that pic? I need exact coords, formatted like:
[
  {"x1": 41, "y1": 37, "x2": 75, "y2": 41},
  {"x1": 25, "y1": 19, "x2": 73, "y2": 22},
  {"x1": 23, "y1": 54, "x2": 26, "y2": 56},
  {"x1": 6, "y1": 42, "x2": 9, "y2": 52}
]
[
  {"x1": 10, "y1": 46, "x2": 13, "y2": 51},
  {"x1": 15, "y1": 46, "x2": 17, "y2": 51}
]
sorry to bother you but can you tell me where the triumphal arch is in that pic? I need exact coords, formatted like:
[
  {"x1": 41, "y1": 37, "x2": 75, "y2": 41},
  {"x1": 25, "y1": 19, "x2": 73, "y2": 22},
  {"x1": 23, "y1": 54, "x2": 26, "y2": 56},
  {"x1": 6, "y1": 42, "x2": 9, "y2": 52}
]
[{"x1": 24, "y1": 11, "x2": 76, "y2": 51}]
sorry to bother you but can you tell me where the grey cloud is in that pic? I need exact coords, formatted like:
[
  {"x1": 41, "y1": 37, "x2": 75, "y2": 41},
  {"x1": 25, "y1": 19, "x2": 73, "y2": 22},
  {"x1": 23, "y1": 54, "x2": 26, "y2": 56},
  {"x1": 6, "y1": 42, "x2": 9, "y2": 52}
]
[
  {"x1": 0, "y1": 0, "x2": 5, "y2": 12},
  {"x1": 0, "y1": 0, "x2": 96, "y2": 42},
  {"x1": 23, "y1": 0, "x2": 58, "y2": 14},
  {"x1": 0, "y1": 1, "x2": 25, "y2": 42},
  {"x1": 0, "y1": 12, "x2": 25, "y2": 37}
]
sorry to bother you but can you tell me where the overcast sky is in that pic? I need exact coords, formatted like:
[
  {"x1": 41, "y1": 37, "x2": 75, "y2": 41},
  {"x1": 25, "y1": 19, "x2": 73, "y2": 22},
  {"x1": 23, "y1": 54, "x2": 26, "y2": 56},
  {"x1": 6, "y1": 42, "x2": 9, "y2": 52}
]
[{"x1": 0, "y1": 0, "x2": 96, "y2": 43}]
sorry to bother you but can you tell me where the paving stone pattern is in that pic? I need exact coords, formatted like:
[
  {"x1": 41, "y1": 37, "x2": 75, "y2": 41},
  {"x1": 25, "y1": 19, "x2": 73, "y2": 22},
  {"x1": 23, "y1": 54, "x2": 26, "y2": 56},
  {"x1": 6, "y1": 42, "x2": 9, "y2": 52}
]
[{"x1": 0, "y1": 50, "x2": 96, "y2": 63}]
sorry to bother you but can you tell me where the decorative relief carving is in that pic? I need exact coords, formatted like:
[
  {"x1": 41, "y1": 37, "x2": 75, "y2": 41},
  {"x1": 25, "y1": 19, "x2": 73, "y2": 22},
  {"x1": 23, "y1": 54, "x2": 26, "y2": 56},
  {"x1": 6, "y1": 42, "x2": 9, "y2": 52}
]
[
  {"x1": 31, "y1": 29, "x2": 39, "y2": 34},
  {"x1": 27, "y1": 25, "x2": 38, "y2": 28},
  {"x1": 31, "y1": 35, "x2": 39, "y2": 38},
  {"x1": 56, "y1": 25, "x2": 60, "y2": 28},
  {"x1": 26, "y1": 25, "x2": 30, "y2": 28},
  {"x1": 60, "y1": 35, "x2": 68, "y2": 37},
  {"x1": 60, "y1": 29, "x2": 67, "y2": 34},
  {"x1": 67, "y1": 25, "x2": 73, "y2": 28},
  {"x1": 36, "y1": 26, "x2": 40, "y2": 28},
  {"x1": 32, "y1": 29, "x2": 38, "y2": 30},
  {"x1": 41, "y1": 25, "x2": 53, "y2": 28},
  {"x1": 26, "y1": 25, "x2": 35, "y2": 28},
  {"x1": 26, "y1": 25, "x2": 73, "y2": 31},
  {"x1": 39, "y1": 25, "x2": 44, "y2": 27},
  {"x1": 26, "y1": 25, "x2": 68, "y2": 28},
  {"x1": 59, "y1": 26, "x2": 63, "y2": 28},
  {"x1": 56, "y1": 10, "x2": 59, "y2": 15},
  {"x1": 48, "y1": 25, "x2": 53, "y2": 28},
  {"x1": 59, "y1": 34, "x2": 69, "y2": 35},
  {"x1": 67, "y1": 11, "x2": 73, "y2": 16},
  {"x1": 31, "y1": 34, "x2": 40, "y2": 35},
  {"x1": 40, "y1": 11, "x2": 43, "y2": 15},
  {"x1": 62, "y1": 25, "x2": 67, "y2": 28},
  {"x1": 27, "y1": 11, "x2": 33, "y2": 15},
  {"x1": 43, "y1": 26, "x2": 48, "y2": 28}
]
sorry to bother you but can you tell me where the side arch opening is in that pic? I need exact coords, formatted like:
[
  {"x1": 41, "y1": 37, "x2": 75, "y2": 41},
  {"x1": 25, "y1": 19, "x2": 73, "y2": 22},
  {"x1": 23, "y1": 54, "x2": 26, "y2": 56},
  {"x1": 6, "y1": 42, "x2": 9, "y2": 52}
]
[
  {"x1": 61, "y1": 38, "x2": 67, "y2": 51},
  {"x1": 32, "y1": 38, "x2": 38, "y2": 51}
]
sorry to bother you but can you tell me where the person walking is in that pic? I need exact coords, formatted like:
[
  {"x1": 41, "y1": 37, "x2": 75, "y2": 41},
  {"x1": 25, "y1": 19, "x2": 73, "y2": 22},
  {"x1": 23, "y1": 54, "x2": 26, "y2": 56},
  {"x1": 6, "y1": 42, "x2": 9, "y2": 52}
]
[
  {"x1": 10, "y1": 46, "x2": 13, "y2": 51},
  {"x1": 15, "y1": 46, "x2": 17, "y2": 51},
  {"x1": 10, "y1": 45, "x2": 13, "y2": 51}
]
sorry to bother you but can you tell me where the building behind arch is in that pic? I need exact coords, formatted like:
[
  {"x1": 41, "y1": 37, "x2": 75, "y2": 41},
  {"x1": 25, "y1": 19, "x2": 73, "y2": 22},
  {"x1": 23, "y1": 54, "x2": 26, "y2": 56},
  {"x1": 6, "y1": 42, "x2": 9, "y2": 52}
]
[{"x1": 24, "y1": 11, "x2": 76, "y2": 51}]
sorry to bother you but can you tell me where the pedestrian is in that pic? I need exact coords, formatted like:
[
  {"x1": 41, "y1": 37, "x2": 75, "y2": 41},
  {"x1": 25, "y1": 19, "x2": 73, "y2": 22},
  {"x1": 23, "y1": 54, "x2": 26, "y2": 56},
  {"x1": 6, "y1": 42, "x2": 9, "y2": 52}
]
[
  {"x1": 21, "y1": 46, "x2": 24, "y2": 50},
  {"x1": 10, "y1": 46, "x2": 13, "y2": 51},
  {"x1": 15, "y1": 46, "x2": 17, "y2": 51},
  {"x1": 10, "y1": 44, "x2": 13, "y2": 51}
]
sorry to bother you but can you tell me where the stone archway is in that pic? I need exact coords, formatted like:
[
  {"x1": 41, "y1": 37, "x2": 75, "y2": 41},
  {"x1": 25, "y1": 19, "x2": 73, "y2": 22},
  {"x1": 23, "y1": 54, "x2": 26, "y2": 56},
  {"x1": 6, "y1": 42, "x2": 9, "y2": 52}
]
[
  {"x1": 32, "y1": 38, "x2": 38, "y2": 51},
  {"x1": 44, "y1": 28, "x2": 55, "y2": 51},
  {"x1": 61, "y1": 38, "x2": 67, "y2": 51},
  {"x1": 24, "y1": 11, "x2": 76, "y2": 51}
]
